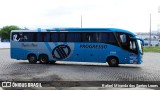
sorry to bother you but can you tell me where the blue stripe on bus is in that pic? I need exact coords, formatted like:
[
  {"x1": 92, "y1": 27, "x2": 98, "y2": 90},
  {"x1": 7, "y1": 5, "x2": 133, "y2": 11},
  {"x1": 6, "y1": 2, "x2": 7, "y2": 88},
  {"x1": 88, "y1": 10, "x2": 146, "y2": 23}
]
[
  {"x1": 64, "y1": 42, "x2": 67, "y2": 45},
  {"x1": 45, "y1": 42, "x2": 52, "y2": 53},
  {"x1": 46, "y1": 29, "x2": 51, "y2": 32},
  {"x1": 54, "y1": 42, "x2": 58, "y2": 46},
  {"x1": 54, "y1": 28, "x2": 60, "y2": 32},
  {"x1": 37, "y1": 28, "x2": 41, "y2": 32}
]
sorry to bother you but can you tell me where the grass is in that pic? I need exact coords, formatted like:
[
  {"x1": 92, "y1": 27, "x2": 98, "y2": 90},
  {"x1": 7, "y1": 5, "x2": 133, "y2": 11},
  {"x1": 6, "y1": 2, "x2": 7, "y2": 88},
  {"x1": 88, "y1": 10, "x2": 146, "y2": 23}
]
[{"x1": 143, "y1": 47, "x2": 160, "y2": 53}]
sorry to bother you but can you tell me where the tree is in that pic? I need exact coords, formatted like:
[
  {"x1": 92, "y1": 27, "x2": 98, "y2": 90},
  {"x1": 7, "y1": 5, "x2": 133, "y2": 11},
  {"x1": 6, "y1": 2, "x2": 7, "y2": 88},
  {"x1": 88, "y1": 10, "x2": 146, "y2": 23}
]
[{"x1": 0, "y1": 25, "x2": 22, "y2": 41}]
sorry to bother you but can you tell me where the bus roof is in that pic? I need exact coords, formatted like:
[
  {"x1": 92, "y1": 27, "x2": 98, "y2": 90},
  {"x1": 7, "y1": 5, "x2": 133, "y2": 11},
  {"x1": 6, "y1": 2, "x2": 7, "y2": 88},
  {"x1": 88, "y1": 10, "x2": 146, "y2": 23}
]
[{"x1": 11, "y1": 28, "x2": 136, "y2": 36}]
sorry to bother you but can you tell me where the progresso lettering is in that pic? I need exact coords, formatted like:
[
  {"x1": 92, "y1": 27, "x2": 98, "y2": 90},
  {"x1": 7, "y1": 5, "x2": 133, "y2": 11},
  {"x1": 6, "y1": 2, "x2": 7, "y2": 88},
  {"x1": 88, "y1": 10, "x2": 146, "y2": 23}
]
[{"x1": 80, "y1": 44, "x2": 107, "y2": 49}]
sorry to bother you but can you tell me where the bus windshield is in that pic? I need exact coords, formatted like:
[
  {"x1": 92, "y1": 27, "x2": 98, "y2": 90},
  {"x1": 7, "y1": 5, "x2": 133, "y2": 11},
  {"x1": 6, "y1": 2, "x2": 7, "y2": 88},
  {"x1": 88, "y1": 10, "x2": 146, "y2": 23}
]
[{"x1": 137, "y1": 40, "x2": 143, "y2": 54}]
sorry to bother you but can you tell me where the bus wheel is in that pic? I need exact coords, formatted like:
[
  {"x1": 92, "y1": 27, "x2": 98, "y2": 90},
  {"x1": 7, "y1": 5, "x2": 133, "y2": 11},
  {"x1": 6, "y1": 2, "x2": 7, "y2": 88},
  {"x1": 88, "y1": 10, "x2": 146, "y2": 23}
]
[
  {"x1": 39, "y1": 55, "x2": 48, "y2": 64},
  {"x1": 28, "y1": 54, "x2": 37, "y2": 64},
  {"x1": 107, "y1": 57, "x2": 119, "y2": 67}
]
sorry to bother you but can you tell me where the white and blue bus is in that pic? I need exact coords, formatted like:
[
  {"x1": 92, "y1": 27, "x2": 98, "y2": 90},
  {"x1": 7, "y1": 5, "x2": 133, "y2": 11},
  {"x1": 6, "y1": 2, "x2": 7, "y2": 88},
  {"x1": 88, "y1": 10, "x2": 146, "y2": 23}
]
[{"x1": 10, "y1": 28, "x2": 144, "y2": 67}]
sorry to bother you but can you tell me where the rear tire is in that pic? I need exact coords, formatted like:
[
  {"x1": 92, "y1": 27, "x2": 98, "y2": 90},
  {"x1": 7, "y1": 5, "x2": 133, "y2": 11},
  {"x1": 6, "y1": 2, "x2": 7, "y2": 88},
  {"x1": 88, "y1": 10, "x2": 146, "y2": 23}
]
[
  {"x1": 39, "y1": 55, "x2": 48, "y2": 64},
  {"x1": 28, "y1": 54, "x2": 37, "y2": 64},
  {"x1": 107, "y1": 57, "x2": 119, "y2": 67}
]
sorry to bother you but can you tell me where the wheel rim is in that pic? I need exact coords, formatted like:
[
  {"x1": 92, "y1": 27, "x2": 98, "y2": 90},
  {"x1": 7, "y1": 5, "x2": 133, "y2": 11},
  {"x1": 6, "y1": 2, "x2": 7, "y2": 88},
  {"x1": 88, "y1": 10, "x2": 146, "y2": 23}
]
[
  {"x1": 41, "y1": 56, "x2": 47, "y2": 63},
  {"x1": 110, "y1": 58, "x2": 117, "y2": 65},
  {"x1": 30, "y1": 56, "x2": 35, "y2": 61}
]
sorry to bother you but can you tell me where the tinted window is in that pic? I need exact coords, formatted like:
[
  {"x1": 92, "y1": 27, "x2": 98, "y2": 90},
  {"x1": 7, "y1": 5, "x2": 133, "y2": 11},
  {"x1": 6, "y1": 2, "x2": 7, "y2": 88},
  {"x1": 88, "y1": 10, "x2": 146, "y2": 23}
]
[
  {"x1": 23, "y1": 33, "x2": 35, "y2": 42},
  {"x1": 67, "y1": 33, "x2": 81, "y2": 42},
  {"x1": 51, "y1": 33, "x2": 59, "y2": 42},
  {"x1": 116, "y1": 33, "x2": 128, "y2": 44},
  {"x1": 120, "y1": 34, "x2": 127, "y2": 43},
  {"x1": 44, "y1": 33, "x2": 50, "y2": 42},
  {"x1": 37, "y1": 33, "x2": 43, "y2": 42},
  {"x1": 108, "y1": 33, "x2": 116, "y2": 43},
  {"x1": 90, "y1": 33, "x2": 99, "y2": 42},
  {"x1": 59, "y1": 33, "x2": 66, "y2": 42},
  {"x1": 129, "y1": 40, "x2": 138, "y2": 54},
  {"x1": 12, "y1": 32, "x2": 22, "y2": 42},
  {"x1": 99, "y1": 33, "x2": 109, "y2": 43},
  {"x1": 82, "y1": 33, "x2": 99, "y2": 42},
  {"x1": 82, "y1": 33, "x2": 89, "y2": 42}
]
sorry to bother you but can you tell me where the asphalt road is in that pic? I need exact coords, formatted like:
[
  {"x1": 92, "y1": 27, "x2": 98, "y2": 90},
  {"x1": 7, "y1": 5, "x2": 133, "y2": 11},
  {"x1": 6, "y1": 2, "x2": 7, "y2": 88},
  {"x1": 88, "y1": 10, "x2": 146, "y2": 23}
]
[{"x1": 0, "y1": 49, "x2": 160, "y2": 90}]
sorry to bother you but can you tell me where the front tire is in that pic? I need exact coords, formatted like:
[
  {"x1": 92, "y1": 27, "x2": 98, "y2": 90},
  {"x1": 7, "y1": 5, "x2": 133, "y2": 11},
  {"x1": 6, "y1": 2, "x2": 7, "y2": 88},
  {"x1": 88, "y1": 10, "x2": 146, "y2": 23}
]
[
  {"x1": 39, "y1": 55, "x2": 48, "y2": 64},
  {"x1": 28, "y1": 54, "x2": 37, "y2": 64},
  {"x1": 107, "y1": 57, "x2": 119, "y2": 67}
]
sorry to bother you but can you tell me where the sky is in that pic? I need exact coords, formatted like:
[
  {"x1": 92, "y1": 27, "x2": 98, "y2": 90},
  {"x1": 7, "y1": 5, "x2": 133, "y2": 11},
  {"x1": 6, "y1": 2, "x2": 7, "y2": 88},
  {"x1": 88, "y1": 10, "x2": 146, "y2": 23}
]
[{"x1": 0, "y1": 0, "x2": 160, "y2": 32}]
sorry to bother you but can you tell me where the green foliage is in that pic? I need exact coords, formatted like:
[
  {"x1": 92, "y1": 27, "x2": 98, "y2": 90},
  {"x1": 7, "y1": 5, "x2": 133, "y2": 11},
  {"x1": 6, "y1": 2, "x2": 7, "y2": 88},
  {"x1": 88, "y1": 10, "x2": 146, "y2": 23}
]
[
  {"x1": 143, "y1": 47, "x2": 160, "y2": 53},
  {"x1": 0, "y1": 25, "x2": 22, "y2": 41}
]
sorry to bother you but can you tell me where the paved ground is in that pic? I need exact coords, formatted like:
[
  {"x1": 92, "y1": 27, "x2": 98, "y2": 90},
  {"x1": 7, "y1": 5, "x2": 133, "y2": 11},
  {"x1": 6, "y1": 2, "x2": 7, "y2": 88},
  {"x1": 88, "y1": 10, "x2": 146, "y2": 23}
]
[
  {"x1": 0, "y1": 43, "x2": 10, "y2": 48},
  {"x1": 0, "y1": 49, "x2": 160, "y2": 90}
]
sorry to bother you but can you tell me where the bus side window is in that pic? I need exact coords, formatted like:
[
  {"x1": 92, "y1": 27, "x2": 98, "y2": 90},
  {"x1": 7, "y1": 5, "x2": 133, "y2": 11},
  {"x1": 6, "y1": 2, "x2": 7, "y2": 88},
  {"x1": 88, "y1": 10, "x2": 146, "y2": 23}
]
[
  {"x1": 82, "y1": 33, "x2": 98, "y2": 42},
  {"x1": 99, "y1": 33, "x2": 109, "y2": 43},
  {"x1": 23, "y1": 33, "x2": 35, "y2": 42},
  {"x1": 108, "y1": 33, "x2": 117, "y2": 44},
  {"x1": 90, "y1": 33, "x2": 99, "y2": 42},
  {"x1": 51, "y1": 33, "x2": 59, "y2": 42},
  {"x1": 116, "y1": 33, "x2": 131, "y2": 49},
  {"x1": 37, "y1": 33, "x2": 43, "y2": 42},
  {"x1": 67, "y1": 33, "x2": 81, "y2": 42},
  {"x1": 120, "y1": 34, "x2": 126, "y2": 44},
  {"x1": 82, "y1": 33, "x2": 89, "y2": 42},
  {"x1": 59, "y1": 33, "x2": 66, "y2": 42},
  {"x1": 13, "y1": 33, "x2": 20, "y2": 41},
  {"x1": 43, "y1": 33, "x2": 50, "y2": 42},
  {"x1": 12, "y1": 33, "x2": 24, "y2": 42}
]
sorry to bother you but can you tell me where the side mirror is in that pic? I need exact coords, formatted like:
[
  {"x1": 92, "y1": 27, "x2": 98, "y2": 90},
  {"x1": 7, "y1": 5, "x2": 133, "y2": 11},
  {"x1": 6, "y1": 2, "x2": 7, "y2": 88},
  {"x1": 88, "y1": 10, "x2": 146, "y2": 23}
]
[
  {"x1": 139, "y1": 39, "x2": 144, "y2": 46},
  {"x1": 130, "y1": 37, "x2": 144, "y2": 46}
]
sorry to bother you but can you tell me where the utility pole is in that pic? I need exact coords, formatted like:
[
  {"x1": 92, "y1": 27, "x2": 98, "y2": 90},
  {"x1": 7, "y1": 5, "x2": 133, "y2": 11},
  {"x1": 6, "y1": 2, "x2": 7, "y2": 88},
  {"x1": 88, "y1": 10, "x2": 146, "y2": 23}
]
[
  {"x1": 149, "y1": 13, "x2": 152, "y2": 46},
  {"x1": 81, "y1": 15, "x2": 82, "y2": 28},
  {"x1": 158, "y1": 6, "x2": 160, "y2": 40}
]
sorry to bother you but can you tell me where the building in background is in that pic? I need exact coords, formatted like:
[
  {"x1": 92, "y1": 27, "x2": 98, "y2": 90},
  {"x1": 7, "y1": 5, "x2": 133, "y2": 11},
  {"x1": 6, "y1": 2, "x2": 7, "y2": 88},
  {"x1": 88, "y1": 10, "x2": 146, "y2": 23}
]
[
  {"x1": 137, "y1": 6, "x2": 160, "y2": 46},
  {"x1": 137, "y1": 32, "x2": 160, "y2": 46}
]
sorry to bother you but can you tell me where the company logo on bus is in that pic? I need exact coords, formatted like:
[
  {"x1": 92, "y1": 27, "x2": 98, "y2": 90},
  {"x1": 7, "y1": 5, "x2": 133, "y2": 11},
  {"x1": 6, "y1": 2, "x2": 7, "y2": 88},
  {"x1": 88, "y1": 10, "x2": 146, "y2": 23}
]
[{"x1": 52, "y1": 45, "x2": 71, "y2": 60}]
